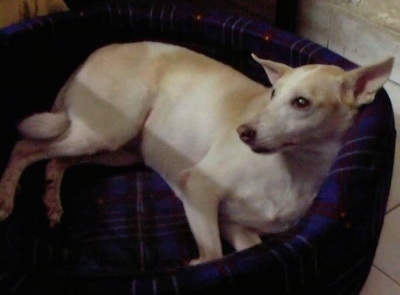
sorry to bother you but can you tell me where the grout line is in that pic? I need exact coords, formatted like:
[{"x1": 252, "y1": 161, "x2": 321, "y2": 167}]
[
  {"x1": 372, "y1": 265, "x2": 400, "y2": 286},
  {"x1": 386, "y1": 203, "x2": 400, "y2": 215},
  {"x1": 326, "y1": 5, "x2": 333, "y2": 49},
  {"x1": 388, "y1": 79, "x2": 400, "y2": 87}
]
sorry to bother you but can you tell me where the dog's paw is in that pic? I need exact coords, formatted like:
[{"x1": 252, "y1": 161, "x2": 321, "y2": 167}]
[
  {"x1": 47, "y1": 205, "x2": 63, "y2": 228},
  {"x1": 0, "y1": 183, "x2": 15, "y2": 220},
  {"x1": 189, "y1": 258, "x2": 204, "y2": 266},
  {"x1": 44, "y1": 195, "x2": 63, "y2": 228},
  {"x1": 0, "y1": 196, "x2": 13, "y2": 221},
  {"x1": 43, "y1": 187, "x2": 64, "y2": 228},
  {"x1": 188, "y1": 255, "x2": 220, "y2": 266}
]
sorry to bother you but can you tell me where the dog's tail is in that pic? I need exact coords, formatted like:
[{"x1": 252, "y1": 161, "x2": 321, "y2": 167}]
[{"x1": 18, "y1": 112, "x2": 70, "y2": 140}]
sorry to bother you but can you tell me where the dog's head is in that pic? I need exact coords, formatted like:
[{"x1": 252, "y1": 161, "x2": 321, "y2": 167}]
[{"x1": 237, "y1": 55, "x2": 394, "y2": 154}]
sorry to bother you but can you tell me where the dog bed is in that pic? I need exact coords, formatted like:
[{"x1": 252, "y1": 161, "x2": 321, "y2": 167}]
[{"x1": 0, "y1": 2, "x2": 395, "y2": 294}]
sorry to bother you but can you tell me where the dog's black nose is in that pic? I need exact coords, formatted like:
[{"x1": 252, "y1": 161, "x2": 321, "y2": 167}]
[{"x1": 237, "y1": 124, "x2": 257, "y2": 143}]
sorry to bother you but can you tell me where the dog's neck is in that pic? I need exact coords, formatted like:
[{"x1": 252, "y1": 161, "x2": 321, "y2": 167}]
[{"x1": 280, "y1": 140, "x2": 342, "y2": 188}]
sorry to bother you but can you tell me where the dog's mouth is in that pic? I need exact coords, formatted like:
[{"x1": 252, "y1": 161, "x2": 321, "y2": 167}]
[{"x1": 250, "y1": 141, "x2": 298, "y2": 154}]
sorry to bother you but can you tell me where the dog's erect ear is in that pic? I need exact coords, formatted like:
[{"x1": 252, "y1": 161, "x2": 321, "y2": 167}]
[
  {"x1": 340, "y1": 57, "x2": 394, "y2": 106},
  {"x1": 251, "y1": 54, "x2": 292, "y2": 85}
]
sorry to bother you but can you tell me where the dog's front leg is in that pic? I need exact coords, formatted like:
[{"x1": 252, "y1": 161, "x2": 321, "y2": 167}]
[
  {"x1": 180, "y1": 169, "x2": 223, "y2": 265},
  {"x1": 183, "y1": 198, "x2": 221, "y2": 265}
]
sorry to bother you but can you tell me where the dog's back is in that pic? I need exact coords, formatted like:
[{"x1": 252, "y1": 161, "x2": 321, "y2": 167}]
[{"x1": 45, "y1": 42, "x2": 268, "y2": 175}]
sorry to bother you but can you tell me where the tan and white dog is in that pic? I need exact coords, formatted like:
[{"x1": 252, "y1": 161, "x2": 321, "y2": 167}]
[{"x1": 0, "y1": 42, "x2": 393, "y2": 265}]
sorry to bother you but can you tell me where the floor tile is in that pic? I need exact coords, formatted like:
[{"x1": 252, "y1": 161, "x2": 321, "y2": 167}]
[
  {"x1": 361, "y1": 266, "x2": 400, "y2": 295},
  {"x1": 387, "y1": 143, "x2": 400, "y2": 211},
  {"x1": 385, "y1": 81, "x2": 400, "y2": 115},
  {"x1": 386, "y1": 81, "x2": 400, "y2": 210},
  {"x1": 387, "y1": 119, "x2": 400, "y2": 211},
  {"x1": 373, "y1": 207, "x2": 400, "y2": 283}
]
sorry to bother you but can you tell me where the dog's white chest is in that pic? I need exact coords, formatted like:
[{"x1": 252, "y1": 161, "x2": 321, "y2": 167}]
[{"x1": 218, "y1": 155, "x2": 318, "y2": 234}]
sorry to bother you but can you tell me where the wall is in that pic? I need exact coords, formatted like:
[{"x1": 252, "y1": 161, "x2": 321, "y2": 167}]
[{"x1": 297, "y1": 0, "x2": 400, "y2": 113}]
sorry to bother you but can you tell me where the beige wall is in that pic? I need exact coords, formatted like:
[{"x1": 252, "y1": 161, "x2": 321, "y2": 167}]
[{"x1": 333, "y1": 0, "x2": 400, "y2": 32}]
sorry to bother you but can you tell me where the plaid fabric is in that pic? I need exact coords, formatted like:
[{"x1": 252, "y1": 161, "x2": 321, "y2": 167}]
[{"x1": 0, "y1": 2, "x2": 396, "y2": 294}]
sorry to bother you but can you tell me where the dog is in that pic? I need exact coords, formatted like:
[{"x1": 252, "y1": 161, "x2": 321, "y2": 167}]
[{"x1": 0, "y1": 41, "x2": 393, "y2": 265}]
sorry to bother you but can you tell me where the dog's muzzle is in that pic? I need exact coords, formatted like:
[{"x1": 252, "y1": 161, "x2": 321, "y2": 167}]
[{"x1": 237, "y1": 124, "x2": 295, "y2": 154}]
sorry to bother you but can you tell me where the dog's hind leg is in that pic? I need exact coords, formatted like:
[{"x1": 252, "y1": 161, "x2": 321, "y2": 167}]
[
  {"x1": 45, "y1": 158, "x2": 68, "y2": 227},
  {"x1": 0, "y1": 140, "x2": 58, "y2": 220},
  {"x1": 44, "y1": 150, "x2": 141, "y2": 227},
  {"x1": 220, "y1": 223, "x2": 262, "y2": 251},
  {"x1": 0, "y1": 123, "x2": 136, "y2": 220}
]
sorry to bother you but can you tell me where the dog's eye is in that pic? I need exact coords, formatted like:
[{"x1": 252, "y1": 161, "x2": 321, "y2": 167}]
[
  {"x1": 291, "y1": 97, "x2": 311, "y2": 109},
  {"x1": 271, "y1": 89, "x2": 275, "y2": 100}
]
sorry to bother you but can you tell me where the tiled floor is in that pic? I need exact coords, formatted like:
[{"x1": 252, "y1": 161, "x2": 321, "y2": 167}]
[{"x1": 360, "y1": 83, "x2": 400, "y2": 294}]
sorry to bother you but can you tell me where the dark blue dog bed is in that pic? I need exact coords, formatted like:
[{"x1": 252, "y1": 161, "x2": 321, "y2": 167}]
[{"x1": 0, "y1": 2, "x2": 395, "y2": 294}]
